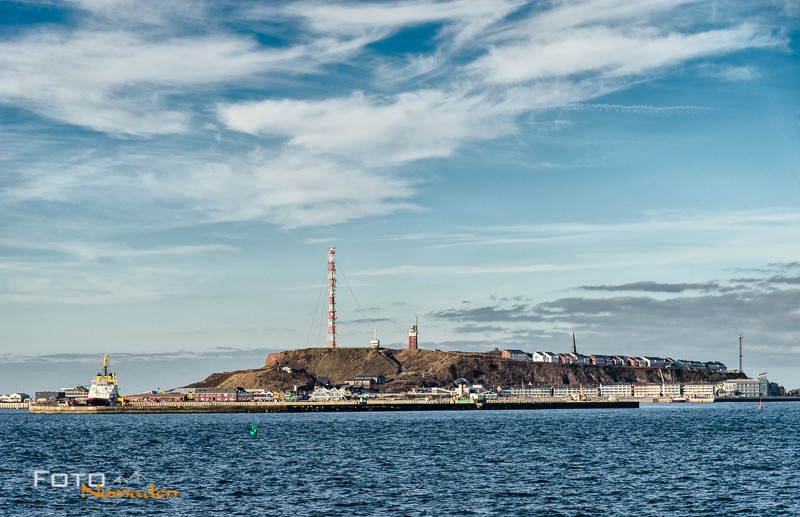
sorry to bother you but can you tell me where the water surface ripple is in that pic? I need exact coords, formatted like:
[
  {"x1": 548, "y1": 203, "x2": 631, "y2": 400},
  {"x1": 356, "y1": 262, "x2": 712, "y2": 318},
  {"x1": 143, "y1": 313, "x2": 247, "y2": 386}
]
[{"x1": 2, "y1": 403, "x2": 798, "y2": 515}]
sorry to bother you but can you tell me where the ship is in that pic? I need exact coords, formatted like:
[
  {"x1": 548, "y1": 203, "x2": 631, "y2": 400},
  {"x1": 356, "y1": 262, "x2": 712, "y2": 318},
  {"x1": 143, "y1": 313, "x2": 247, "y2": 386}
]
[{"x1": 85, "y1": 354, "x2": 121, "y2": 406}]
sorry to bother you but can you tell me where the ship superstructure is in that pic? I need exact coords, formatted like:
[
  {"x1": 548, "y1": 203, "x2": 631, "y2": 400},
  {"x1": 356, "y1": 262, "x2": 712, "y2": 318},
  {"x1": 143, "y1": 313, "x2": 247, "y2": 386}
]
[{"x1": 86, "y1": 354, "x2": 121, "y2": 406}]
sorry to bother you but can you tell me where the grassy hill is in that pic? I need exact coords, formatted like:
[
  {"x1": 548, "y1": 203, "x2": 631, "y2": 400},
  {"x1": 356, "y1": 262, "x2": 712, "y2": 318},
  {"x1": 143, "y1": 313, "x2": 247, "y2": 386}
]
[{"x1": 187, "y1": 347, "x2": 743, "y2": 391}]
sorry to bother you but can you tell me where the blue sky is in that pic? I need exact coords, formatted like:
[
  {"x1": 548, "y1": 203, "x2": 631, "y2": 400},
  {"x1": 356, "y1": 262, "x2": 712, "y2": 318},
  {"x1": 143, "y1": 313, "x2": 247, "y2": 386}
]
[{"x1": 1, "y1": 0, "x2": 799, "y2": 394}]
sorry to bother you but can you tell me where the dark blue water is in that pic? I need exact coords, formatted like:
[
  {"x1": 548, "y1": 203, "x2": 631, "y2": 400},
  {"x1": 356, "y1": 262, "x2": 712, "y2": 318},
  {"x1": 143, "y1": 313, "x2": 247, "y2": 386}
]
[{"x1": 2, "y1": 403, "x2": 798, "y2": 516}]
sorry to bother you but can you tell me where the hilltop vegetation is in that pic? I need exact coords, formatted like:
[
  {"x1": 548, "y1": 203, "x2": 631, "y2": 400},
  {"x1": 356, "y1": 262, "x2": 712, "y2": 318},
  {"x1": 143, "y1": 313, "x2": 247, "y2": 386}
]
[{"x1": 188, "y1": 347, "x2": 743, "y2": 391}]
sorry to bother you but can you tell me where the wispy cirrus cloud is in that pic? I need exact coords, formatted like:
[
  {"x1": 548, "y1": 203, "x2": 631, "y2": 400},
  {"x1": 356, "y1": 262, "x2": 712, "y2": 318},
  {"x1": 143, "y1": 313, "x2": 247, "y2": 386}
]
[
  {"x1": 1, "y1": 0, "x2": 788, "y2": 229},
  {"x1": 173, "y1": 153, "x2": 420, "y2": 227},
  {"x1": 271, "y1": 0, "x2": 523, "y2": 44},
  {"x1": 217, "y1": 90, "x2": 516, "y2": 166},
  {"x1": 469, "y1": 23, "x2": 780, "y2": 85},
  {"x1": 0, "y1": 30, "x2": 301, "y2": 135}
]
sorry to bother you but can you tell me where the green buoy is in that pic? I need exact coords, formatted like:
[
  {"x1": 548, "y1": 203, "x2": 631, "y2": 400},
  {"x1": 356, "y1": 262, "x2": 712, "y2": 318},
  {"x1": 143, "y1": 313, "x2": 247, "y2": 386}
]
[{"x1": 249, "y1": 420, "x2": 257, "y2": 436}]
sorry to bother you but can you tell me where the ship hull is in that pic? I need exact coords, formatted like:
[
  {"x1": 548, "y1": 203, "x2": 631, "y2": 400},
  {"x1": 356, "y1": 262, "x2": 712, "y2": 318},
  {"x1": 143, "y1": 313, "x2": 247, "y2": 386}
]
[{"x1": 85, "y1": 397, "x2": 113, "y2": 406}]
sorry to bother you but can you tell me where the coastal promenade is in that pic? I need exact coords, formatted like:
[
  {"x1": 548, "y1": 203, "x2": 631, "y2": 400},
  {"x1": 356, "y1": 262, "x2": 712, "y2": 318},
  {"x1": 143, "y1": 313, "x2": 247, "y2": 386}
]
[{"x1": 27, "y1": 399, "x2": 638, "y2": 414}]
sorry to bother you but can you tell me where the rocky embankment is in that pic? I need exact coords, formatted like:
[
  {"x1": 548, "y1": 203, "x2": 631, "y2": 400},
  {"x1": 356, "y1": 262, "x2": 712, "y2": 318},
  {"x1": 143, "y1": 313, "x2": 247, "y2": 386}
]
[{"x1": 188, "y1": 348, "x2": 743, "y2": 391}]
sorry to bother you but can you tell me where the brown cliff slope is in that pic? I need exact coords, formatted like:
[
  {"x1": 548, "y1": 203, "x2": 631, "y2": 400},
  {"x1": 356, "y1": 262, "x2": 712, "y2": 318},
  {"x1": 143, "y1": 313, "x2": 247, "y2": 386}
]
[{"x1": 187, "y1": 348, "x2": 743, "y2": 391}]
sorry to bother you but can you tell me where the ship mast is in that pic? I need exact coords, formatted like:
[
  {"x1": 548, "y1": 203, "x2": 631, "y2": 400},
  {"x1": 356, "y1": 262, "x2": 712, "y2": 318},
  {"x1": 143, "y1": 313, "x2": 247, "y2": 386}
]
[{"x1": 327, "y1": 247, "x2": 337, "y2": 348}]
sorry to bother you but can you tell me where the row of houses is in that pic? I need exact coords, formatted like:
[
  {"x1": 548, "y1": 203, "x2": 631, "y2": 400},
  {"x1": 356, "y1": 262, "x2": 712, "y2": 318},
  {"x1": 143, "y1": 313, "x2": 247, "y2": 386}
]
[
  {"x1": 495, "y1": 382, "x2": 709, "y2": 400},
  {"x1": 488, "y1": 377, "x2": 782, "y2": 400},
  {"x1": 501, "y1": 349, "x2": 727, "y2": 371}
]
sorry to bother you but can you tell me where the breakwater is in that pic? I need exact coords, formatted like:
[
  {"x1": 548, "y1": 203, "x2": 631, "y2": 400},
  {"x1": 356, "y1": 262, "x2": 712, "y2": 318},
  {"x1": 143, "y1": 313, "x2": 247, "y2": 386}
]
[{"x1": 28, "y1": 399, "x2": 638, "y2": 414}]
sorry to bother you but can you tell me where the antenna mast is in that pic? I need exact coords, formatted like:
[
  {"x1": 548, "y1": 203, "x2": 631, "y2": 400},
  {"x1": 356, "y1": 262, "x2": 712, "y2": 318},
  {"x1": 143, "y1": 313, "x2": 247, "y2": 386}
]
[
  {"x1": 738, "y1": 333, "x2": 743, "y2": 373},
  {"x1": 327, "y1": 247, "x2": 337, "y2": 348}
]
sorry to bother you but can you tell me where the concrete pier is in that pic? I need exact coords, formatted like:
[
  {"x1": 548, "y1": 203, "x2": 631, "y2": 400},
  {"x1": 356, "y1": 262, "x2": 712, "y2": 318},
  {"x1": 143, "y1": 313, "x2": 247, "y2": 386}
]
[{"x1": 28, "y1": 399, "x2": 638, "y2": 414}]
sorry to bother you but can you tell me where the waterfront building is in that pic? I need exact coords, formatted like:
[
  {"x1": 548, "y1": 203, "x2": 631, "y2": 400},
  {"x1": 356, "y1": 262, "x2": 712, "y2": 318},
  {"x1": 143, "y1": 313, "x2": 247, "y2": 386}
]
[
  {"x1": 125, "y1": 392, "x2": 185, "y2": 403},
  {"x1": 589, "y1": 355, "x2": 607, "y2": 366},
  {"x1": 582, "y1": 385, "x2": 601, "y2": 399},
  {"x1": 632, "y1": 384, "x2": 662, "y2": 398},
  {"x1": 0, "y1": 393, "x2": 30, "y2": 402},
  {"x1": 531, "y1": 352, "x2": 548, "y2": 362},
  {"x1": 61, "y1": 385, "x2": 89, "y2": 401},
  {"x1": 600, "y1": 384, "x2": 633, "y2": 398},
  {"x1": 552, "y1": 385, "x2": 569, "y2": 398},
  {"x1": 501, "y1": 385, "x2": 552, "y2": 398},
  {"x1": 682, "y1": 383, "x2": 715, "y2": 399},
  {"x1": 758, "y1": 374, "x2": 769, "y2": 397},
  {"x1": 566, "y1": 385, "x2": 581, "y2": 398},
  {"x1": 663, "y1": 383, "x2": 681, "y2": 398},
  {"x1": 309, "y1": 387, "x2": 347, "y2": 401},
  {"x1": 195, "y1": 387, "x2": 239, "y2": 402},
  {"x1": 720, "y1": 379, "x2": 760, "y2": 397},
  {"x1": 34, "y1": 391, "x2": 64, "y2": 402},
  {"x1": 769, "y1": 383, "x2": 784, "y2": 396}
]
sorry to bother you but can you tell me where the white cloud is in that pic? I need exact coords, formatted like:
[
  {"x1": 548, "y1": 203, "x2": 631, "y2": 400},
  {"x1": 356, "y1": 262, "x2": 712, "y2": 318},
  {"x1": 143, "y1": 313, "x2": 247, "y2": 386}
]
[
  {"x1": 470, "y1": 23, "x2": 780, "y2": 84},
  {"x1": 705, "y1": 65, "x2": 760, "y2": 82},
  {"x1": 172, "y1": 153, "x2": 419, "y2": 227},
  {"x1": 217, "y1": 90, "x2": 515, "y2": 165},
  {"x1": 0, "y1": 30, "x2": 301, "y2": 135},
  {"x1": 277, "y1": 0, "x2": 523, "y2": 39}
]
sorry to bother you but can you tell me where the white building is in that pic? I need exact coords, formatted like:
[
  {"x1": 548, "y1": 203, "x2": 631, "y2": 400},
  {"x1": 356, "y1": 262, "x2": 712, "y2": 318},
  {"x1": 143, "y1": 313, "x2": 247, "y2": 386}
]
[
  {"x1": 0, "y1": 393, "x2": 30, "y2": 403},
  {"x1": 663, "y1": 383, "x2": 681, "y2": 398},
  {"x1": 682, "y1": 383, "x2": 715, "y2": 399},
  {"x1": 600, "y1": 384, "x2": 633, "y2": 398},
  {"x1": 632, "y1": 384, "x2": 662, "y2": 398},
  {"x1": 721, "y1": 379, "x2": 760, "y2": 398},
  {"x1": 552, "y1": 385, "x2": 570, "y2": 398},
  {"x1": 309, "y1": 387, "x2": 347, "y2": 401},
  {"x1": 502, "y1": 386, "x2": 552, "y2": 398},
  {"x1": 543, "y1": 352, "x2": 561, "y2": 363}
]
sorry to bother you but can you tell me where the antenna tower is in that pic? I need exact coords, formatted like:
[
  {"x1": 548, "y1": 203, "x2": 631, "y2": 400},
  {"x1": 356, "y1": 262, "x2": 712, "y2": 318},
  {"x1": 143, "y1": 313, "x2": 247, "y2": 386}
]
[
  {"x1": 327, "y1": 247, "x2": 337, "y2": 348},
  {"x1": 738, "y1": 333, "x2": 743, "y2": 373}
]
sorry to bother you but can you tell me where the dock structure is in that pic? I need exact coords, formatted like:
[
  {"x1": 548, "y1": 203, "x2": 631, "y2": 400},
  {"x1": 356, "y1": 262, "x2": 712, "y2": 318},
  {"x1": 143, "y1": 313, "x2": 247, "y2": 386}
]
[{"x1": 28, "y1": 399, "x2": 639, "y2": 414}]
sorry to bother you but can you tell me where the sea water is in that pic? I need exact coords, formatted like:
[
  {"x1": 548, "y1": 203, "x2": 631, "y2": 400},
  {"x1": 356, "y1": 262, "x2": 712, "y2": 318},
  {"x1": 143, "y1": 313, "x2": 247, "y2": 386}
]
[{"x1": 2, "y1": 403, "x2": 798, "y2": 516}]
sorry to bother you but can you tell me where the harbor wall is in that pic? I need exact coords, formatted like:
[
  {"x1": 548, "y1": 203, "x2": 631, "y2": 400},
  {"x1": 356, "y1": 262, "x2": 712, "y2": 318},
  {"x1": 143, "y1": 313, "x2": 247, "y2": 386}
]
[
  {"x1": 0, "y1": 403, "x2": 29, "y2": 410},
  {"x1": 28, "y1": 399, "x2": 639, "y2": 414}
]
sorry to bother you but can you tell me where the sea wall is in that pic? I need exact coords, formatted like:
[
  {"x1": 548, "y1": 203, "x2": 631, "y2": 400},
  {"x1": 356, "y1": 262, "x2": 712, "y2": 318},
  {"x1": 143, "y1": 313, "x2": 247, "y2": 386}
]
[{"x1": 28, "y1": 399, "x2": 638, "y2": 414}]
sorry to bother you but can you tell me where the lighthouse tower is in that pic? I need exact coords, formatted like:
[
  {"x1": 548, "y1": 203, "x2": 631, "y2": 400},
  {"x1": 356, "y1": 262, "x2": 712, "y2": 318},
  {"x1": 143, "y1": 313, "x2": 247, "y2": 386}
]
[{"x1": 408, "y1": 315, "x2": 419, "y2": 350}]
